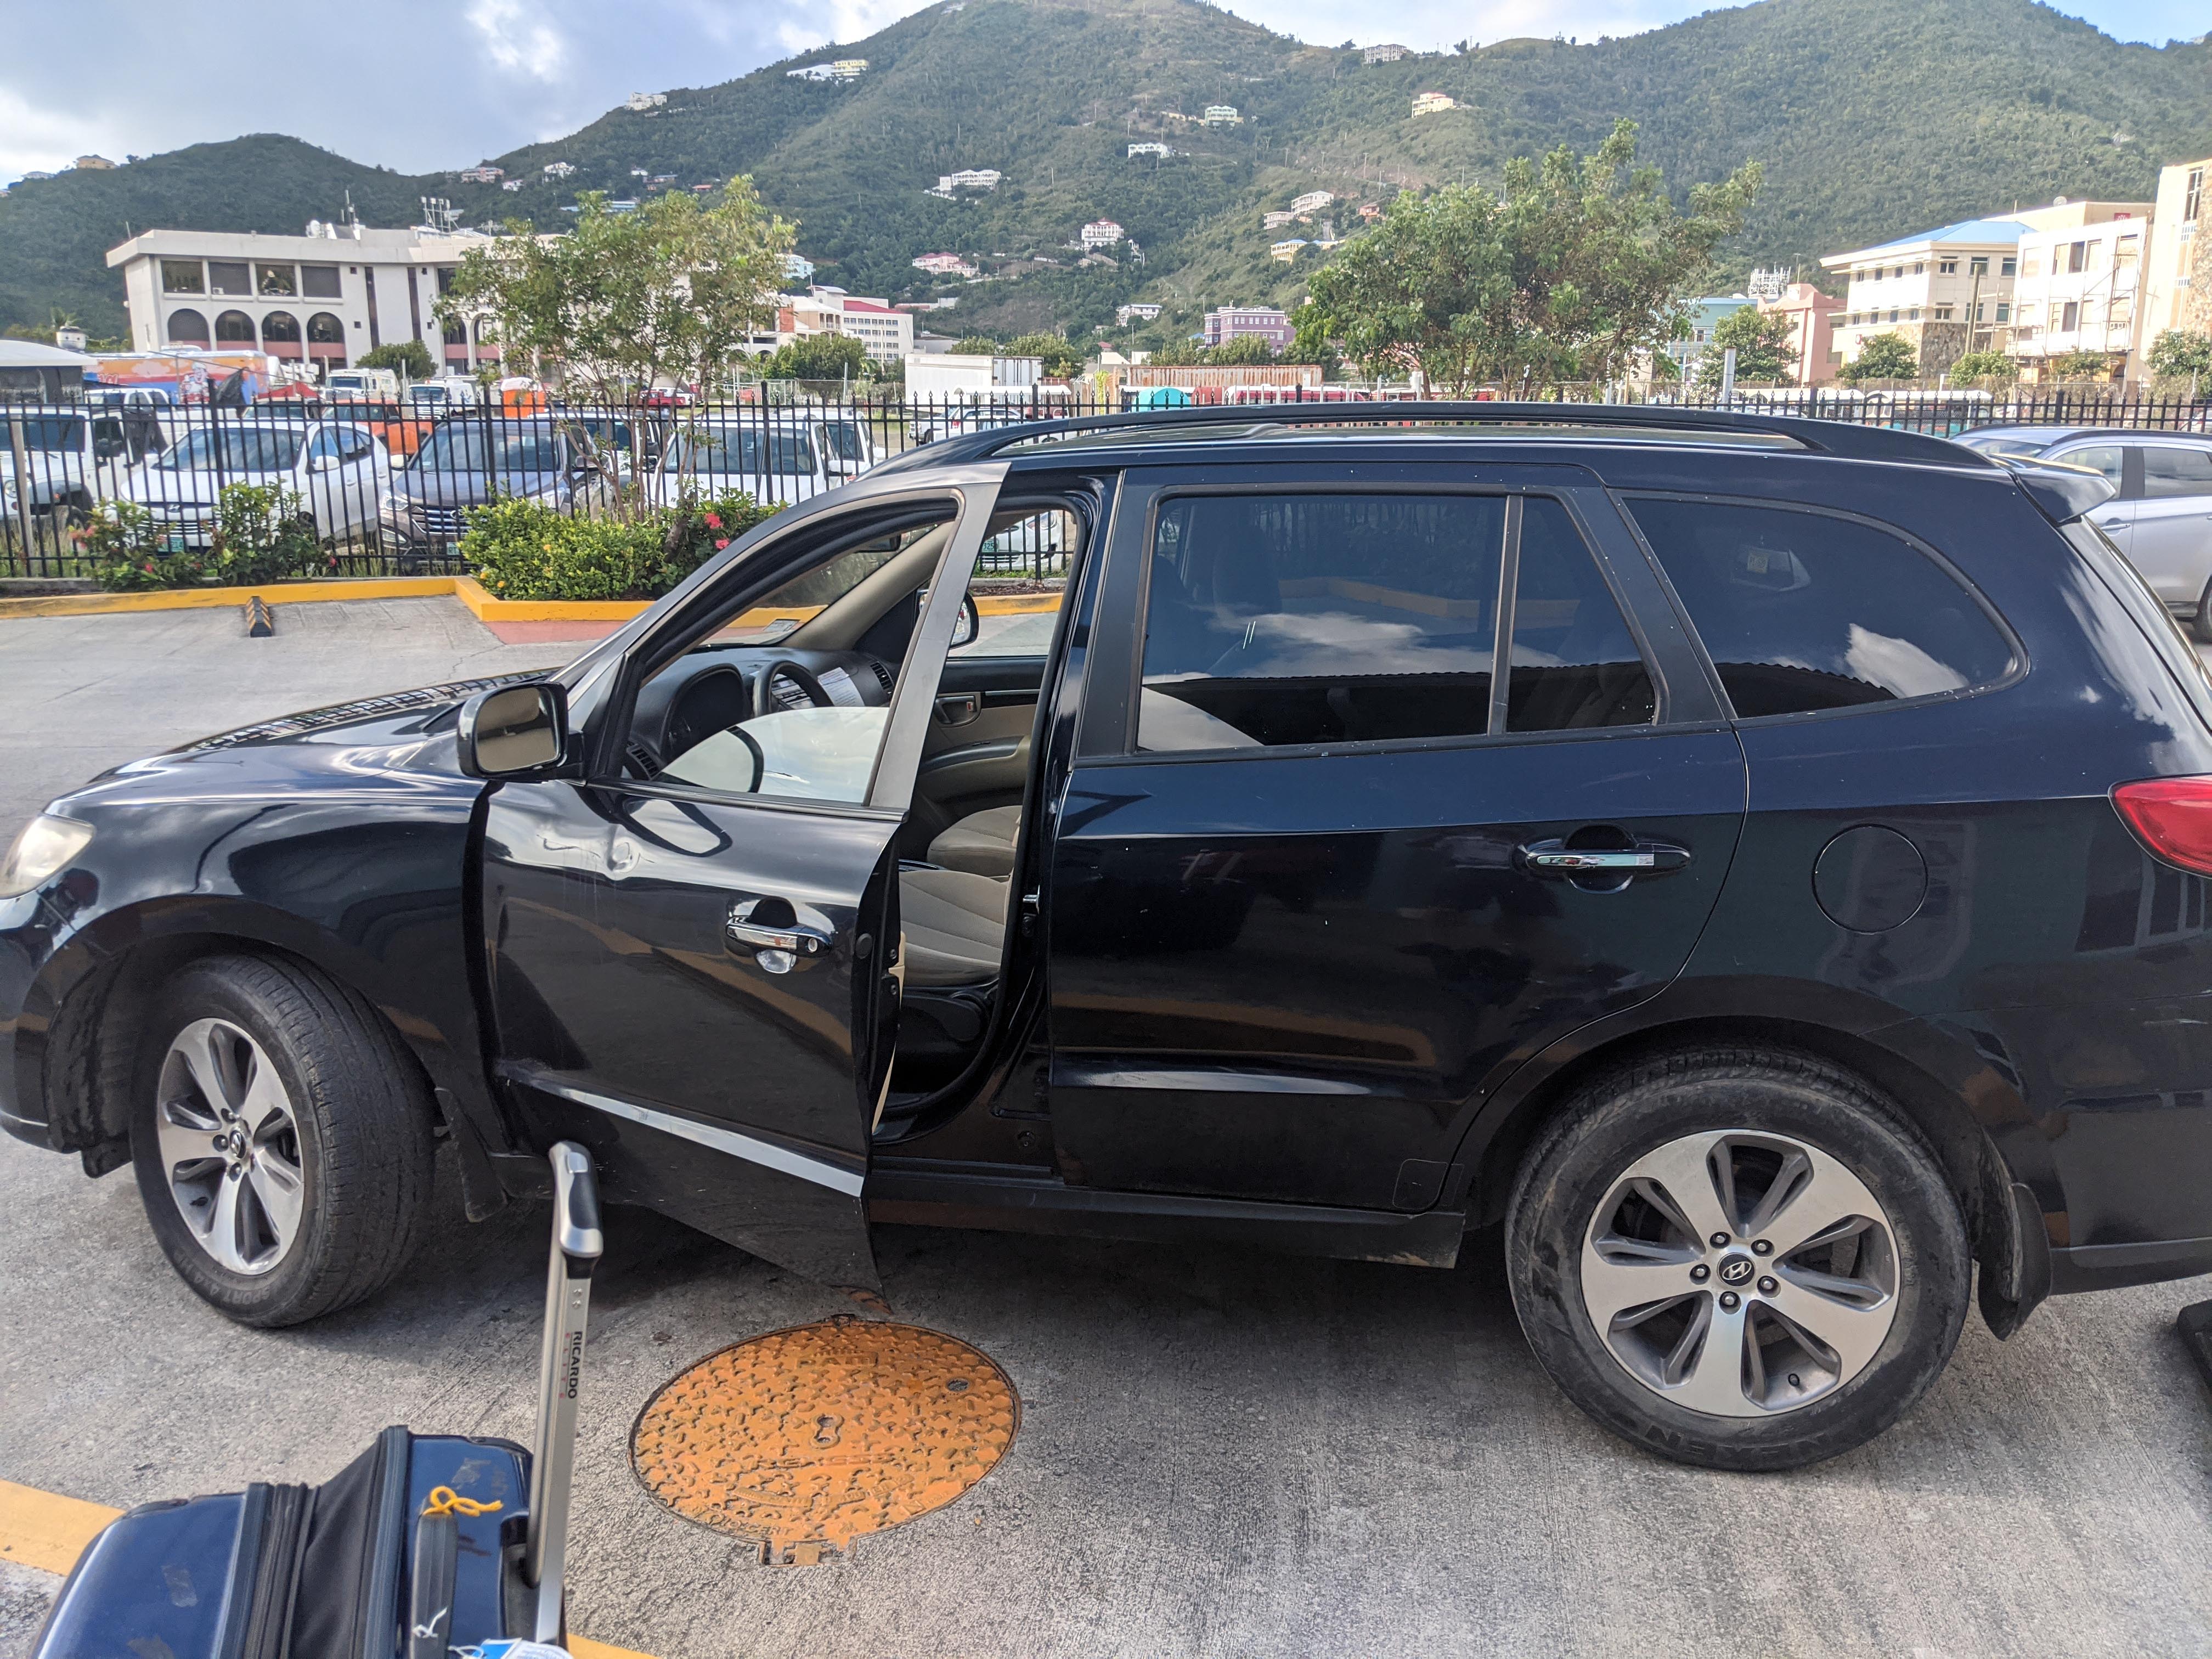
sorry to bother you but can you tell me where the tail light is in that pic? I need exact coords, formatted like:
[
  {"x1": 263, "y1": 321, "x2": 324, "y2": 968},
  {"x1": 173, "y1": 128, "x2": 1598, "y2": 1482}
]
[{"x1": 2112, "y1": 777, "x2": 2212, "y2": 874}]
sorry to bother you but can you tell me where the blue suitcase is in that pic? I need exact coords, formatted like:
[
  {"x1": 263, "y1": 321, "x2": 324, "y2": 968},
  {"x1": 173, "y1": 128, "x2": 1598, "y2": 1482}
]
[{"x1": 32, "y1": 1145, "x2": 601, "y2": 1659}]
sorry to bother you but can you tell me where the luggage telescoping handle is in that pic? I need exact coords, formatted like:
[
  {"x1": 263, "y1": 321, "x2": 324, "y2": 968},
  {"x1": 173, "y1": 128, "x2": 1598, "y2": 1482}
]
[{"x1": 524, "y1": 1141, "x2": 603, "y2": 1641}]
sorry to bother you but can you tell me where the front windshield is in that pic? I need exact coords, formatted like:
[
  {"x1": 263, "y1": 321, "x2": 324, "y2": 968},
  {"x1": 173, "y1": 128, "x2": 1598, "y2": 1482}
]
[
  {"x1": 410, "y1": 422, "x2": 561, "y2": 473},
  {"x1": 158, "y1": 428, "x2": 304, "y2": 472},
  {"x1": 668, "y1": 425, "x2": 817, "y2": 477},
  {"x1": 13, "y1": 416, "x2": 86, "y2": 453}
]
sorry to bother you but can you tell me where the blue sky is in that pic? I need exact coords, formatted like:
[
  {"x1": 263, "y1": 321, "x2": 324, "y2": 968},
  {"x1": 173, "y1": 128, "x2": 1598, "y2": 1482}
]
[{"x1": 0, "y1": 1, "x2": 2201, "y2": 183}]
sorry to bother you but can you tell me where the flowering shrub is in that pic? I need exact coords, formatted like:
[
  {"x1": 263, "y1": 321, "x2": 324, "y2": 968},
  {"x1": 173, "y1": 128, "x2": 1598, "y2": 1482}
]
[
  {"x1": 79, "y1": 486, "x2": 319, "y2": 591},
  {"x1": 464, "y1": 490, "x2": 781, "y2": 602}
]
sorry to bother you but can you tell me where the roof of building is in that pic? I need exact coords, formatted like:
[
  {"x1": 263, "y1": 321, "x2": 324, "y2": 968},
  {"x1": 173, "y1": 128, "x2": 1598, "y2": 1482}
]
[
  {"x1": 1826, "y1": 217, "x2": 2033, "y2": 264},
  {"x1": 0, "y1": 339, "x2": 92, "y2": 368}
]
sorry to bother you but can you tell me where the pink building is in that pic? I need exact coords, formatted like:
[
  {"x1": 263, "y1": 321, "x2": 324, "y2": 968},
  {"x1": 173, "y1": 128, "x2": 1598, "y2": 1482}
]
[
  {"x1": 1760, "y1": 283, "x2": 1844, "y2": 386},
  {"x1": 1203, "y1": 304, "x2": 1293, "y2": 351}
]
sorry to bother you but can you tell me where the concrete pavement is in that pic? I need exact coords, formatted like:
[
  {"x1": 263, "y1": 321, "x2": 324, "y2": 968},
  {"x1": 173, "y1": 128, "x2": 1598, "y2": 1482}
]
[{"x1": 2, "y1": 599, "x2": 2210, "y2": 1658}]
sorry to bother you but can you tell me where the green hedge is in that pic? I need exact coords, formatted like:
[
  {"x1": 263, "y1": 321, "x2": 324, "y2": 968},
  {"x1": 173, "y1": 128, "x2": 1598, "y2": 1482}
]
[
  {"x1": 80, "y1": 484, "x2": 321, "y2": 591},
  {"x1": 463, "y1": 490, "x2": 783, "y2": 602}
]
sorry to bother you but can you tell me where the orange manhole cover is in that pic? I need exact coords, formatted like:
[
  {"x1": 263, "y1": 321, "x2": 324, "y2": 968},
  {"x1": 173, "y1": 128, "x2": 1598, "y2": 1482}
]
[{"x1": 630, "y1": 1317, "x2": 1018, "y2": 1564}]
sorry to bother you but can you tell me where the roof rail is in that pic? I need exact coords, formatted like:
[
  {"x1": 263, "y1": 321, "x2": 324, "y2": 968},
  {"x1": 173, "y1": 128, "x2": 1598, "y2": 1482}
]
[{"x1": 874, "y1": 400, "x2": 2000, "y2": 474}]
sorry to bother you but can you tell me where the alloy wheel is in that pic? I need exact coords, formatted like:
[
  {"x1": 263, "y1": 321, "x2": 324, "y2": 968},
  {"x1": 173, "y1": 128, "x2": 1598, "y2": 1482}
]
[
  {"x1": 1579, "y1": 1129, "x2": 1900, "y2": 1417},
  {"x1": 154, "y1": 1018, "x2": 306, "y2": 1276}
]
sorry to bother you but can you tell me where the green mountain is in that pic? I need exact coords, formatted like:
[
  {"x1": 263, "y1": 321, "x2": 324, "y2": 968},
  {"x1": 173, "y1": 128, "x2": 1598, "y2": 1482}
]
[{"x1": 6, "y1": 0, "x2": 2210, "y2": 347}]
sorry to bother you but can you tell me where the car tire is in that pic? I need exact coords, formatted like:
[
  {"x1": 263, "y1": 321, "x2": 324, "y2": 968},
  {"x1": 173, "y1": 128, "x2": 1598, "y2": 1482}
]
[
  {"x1": 129, "y1": 953, "x2": 436, "y2": 1328},
  {"x1": 1505, "y1": 1045, "x2": 1970, "y2": 1472}
]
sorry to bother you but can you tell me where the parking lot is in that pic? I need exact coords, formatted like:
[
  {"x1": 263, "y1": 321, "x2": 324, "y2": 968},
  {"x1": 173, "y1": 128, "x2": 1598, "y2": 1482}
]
[{"x1": 3, "y1": 596, "x2": 2212, "y2": 1658}]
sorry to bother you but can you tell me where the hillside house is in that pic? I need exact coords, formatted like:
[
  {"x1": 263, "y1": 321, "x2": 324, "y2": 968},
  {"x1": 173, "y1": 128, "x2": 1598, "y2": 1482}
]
[
  {"x1": 1262, "y1": 210, "x2": 1297, "y2": 230},
  {"x1": 1362, "y1": 43, "x2": 1408, "y2": 63},
  {"x1": 1116, "y1": 302, "x2": 1163, "y2": 325},
  {"x1": 541, "y1": 161, "x2": 575, "y2": 178},
  {"x1": 913, "y1": 252, "x2": 978, "y2": 277},
  {"x1": 1410, "y1": 92, "x2": 1457, "y2": 117},
  {"x1": 624, "y1": 92, "x2": 667, "y2": 111},
  {"x1": 1289, "y1": 190, "x2": 1334, "y2": 216},
  {"x1": 1269, "y1": 239, "x2": 1308, "y2": 263},
  {"x1": 501, "y1": 180, "x2": 525, "y2": 192},
  {"x1": 1128, "y1": 143, "x2": 1173, "y2": 159},
  {"x1": 1203, "y1": 105, "x2": 1242, "y2": 126},
  {"x1": 1081, "y1": 220, "x2": 1125, "y2": 248},
  {"x1": 459, "y1": 166, "x2": 504, "y2": 184}
]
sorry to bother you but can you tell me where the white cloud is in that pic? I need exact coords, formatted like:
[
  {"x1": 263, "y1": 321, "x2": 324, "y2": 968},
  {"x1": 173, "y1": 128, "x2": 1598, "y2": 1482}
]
[
  {"x1": 469, "y1": 0, "x2": 571, "y2": 81},
  {"x1": 0, "y1": 84, "x2": 115, "y2": 180}
]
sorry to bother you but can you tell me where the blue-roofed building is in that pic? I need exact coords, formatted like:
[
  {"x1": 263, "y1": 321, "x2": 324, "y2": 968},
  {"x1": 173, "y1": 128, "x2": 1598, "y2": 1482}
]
[{"x1": 1820, "y1": 214, "x2": 2038, "y2": 379}]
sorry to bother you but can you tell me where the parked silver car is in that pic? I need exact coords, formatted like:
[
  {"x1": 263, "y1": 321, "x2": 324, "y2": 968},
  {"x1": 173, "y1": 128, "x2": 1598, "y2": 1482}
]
[{"x1": 1957, "y1": 425, "x2": 2212, "y2": 638}]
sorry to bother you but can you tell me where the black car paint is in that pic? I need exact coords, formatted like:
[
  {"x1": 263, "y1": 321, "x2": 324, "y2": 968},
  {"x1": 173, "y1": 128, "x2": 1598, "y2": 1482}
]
[{"x1": 6, "y1": 423, "x2": 2212, "y2": 1327}]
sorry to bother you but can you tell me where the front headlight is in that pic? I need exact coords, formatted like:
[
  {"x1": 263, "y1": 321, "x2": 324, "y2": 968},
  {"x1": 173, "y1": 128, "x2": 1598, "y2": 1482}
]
[
  {"x1": 0, "y1": 815, "x2": 94, "y2": 898},
  {"x1": 379, "y1": 490, "x2": 409, "y2": 516}
]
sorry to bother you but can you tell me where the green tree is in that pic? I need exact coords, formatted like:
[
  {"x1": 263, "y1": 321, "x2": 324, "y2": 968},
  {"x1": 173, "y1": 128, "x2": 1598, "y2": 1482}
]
[
  {"x1": 1946, "y1": 348, "x2": 2017, "y2": 387},
  {"x1": 359, "y1": 341, "x2": 436, "y2": 381},
  {"x1": 1695, "y1": 304, "x2": 1797, "y2": 387},
  {"x1": 2048, "y1": 349, "x2": 2115, "y2": 381},
  {"x1": 1002, "y1": 332, "x2": 1086, "y2": 376},
  {"x1": 766, "y1": 332, "x2": 867, "y2": 380},
  {"x1": 1149, "y1": 337, "x2": 1206, "y2": 365},
  {"x1": 437, "y1": 177, "x2": 795, "y2": 402},
  {"x1": 949, "y1": 336, "x2": 1001, "y2": 356},
  {"x1": 1207, "y1": 331, "x2": 1278, "y2": 365},
  {"x1": 1304, "y1": 120, "x2": 1760, "y2": 393},
  {"x1": 1838, "y1": 331, "x2": 1918, "y2": 384},
  {"x1": 2149, "y1": 329, "x2": 2212, "y2": 382}
]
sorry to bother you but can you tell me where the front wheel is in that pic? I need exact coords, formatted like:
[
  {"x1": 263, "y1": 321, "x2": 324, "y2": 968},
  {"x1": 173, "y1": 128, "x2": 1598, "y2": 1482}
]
[
  {"x1": 1506, "y1": 1047, "x2": 1970, "y2": 1471},
  {"x1": 130, "y1": 953, "x2": 436, "y2": 1327}
]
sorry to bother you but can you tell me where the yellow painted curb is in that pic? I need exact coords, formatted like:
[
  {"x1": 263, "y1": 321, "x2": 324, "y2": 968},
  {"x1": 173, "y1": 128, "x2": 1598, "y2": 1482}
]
[
  {"x1": 0, "y1": 577, "x2": 457, "y2": 620},
  {"x1": 0, "y1": 1474, "x2": 656, "y2": 1656},
  {"x1": 975, "y1": 592, "x2": 1062, "y2": 616},
  {"x1": 0, "y1": 1479, "x2": 120, "y2": 1574},
  {"x1": 455, "y1": 575, "x2": 650, "y2": 623}
]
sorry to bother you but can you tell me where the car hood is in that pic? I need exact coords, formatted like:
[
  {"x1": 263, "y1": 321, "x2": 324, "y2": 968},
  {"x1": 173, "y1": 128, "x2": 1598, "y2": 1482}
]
[{"x1": 48, "y1": 672, "x2": 547, "y2": 817}]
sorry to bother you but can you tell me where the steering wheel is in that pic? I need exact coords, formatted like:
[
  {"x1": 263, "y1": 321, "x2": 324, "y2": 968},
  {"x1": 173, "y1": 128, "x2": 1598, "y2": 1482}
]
[{"x1": 750, "y1": 658, "x2": 833, "y2": 717}]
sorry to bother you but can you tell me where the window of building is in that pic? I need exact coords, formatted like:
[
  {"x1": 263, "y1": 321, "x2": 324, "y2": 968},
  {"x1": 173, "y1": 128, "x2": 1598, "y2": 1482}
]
[
  {"x1": 1933, "y1": 305, "x2": 1954, "y2": 321},
  {"x1": 2118, "y1": 235, "x2": 2140, "y2": 264},
  {"x1": 1995, "y1": 303, "x2": 2011, "y2": 323},
  {"x1": 2062, "y1": 301, "x2": 2080, "y2": 331},
  {"x1": 213, "y1": 309, "x2": 256, "y2": 343},
  {"x1": 1976, "y1": 303, "x2": 1987, "y2": 323},
  {"x1": 1134, "y1": 492, "x2": 1652, "y2": 752},
  {"x1": 1939, "y1": 259, "x2": 1959, "y2": 275},
  {"x1": 2067, "y1": 242, "x2": 2086, "y2": 274},
  {"x1": 259, "y1": 311, "x2": 301, "y2": 350},
  {"x1": 306, "y1": 312, "x2": 346, "y2": 351},
  {"x1": 1627, "y1": 499, "x2": 2015, "y2": 719},
  {"x1": 1970, "y1": 256, "x2": 1990, "y2": 277},
  {"x1": 2187, "y1": 168, "x2": 2204, "y2": 225},
  {"x1": 2022, "y1": 255, "x2": 2041, "y2": 278},
  {"x1": 1913, "y1": 262, "x2": 1925, "y2": 275},
  {"x1": 256, "y1": 264, "x2": 297, "y2": 297},
  {"x1": 165, "y1": 308, "x2": 210, "y2": 345},
  {"x1": 2141, "y1": 445, "x2": 2212, "y2": 499},
  {"x1": 301, "y1": 264, "x2": 342, "y2": 300},
  {"x1": 2001, "y1": 256, "x2": 2017, "y2": 277},
  {"x1": 1887, "y1": 308, "x2": 1900, "y2": 323},
  {"x1": 208, "y1": 262, "x2": 251, "y2": 297},
  {"x1": 1909, "y1": 308, "x2": 1921, "y2": 321},
  {"x1": 160, "y1": 260, "x2": 205, "y2": 295}
]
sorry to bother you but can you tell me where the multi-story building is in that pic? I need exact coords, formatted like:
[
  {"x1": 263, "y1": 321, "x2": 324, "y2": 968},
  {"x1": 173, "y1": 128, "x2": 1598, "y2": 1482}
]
[
  {"x1": 106, "y1": 222, "x2": 509, "y2": 373},
  {"x1": 75, "y1": 155, "x2": 116, "y2": 171},
  {"x1": 2142, "y1": 155, "x2": 2212, "y2": 356},
  {"x1": 912, "y1": 252, "x2": 978, "y2": 278},
  {"x1": 1362, "y1": 43, "x2": 1408, "y2": 63},
  {"x1": 624, "y1": 92, "x2": 667, "y2": 111},
  {"x1": 1269, "y1": 239, "x2": 1308, "y2": 264},
  {"x1": 1289, "y1": 190, "x2": 1334, "y2": 217},
  {"x1": 776, "y1": 289, "x2": 915, "y2": 364},
  {"x1": 541, "y1": 161, "x2": 574, "y2": 179},
  {"x1": 1128, "y1": 142, "x2": 1173, "y2": 160},
  {"x1": 1204, "y1": 305, "x2": 1292, "y2": 351},
  {"x1": 1202, "y1": 105, "x2": 1242, "y2": 126},
  {"x1": 501, "y1": 179, "x2": 526, "y2": 193},
  {"x1": 1081, "y1": 220, "x2": 1125, "y2": 248},
  {"x1": 1820, "y1": 217, "x2": 2034, "y2": 376},
  {"x1": 1758, "y1": 282, "x2": 1844, "y2": 386},
  {"x1": 1410, "y1": 92, "x2": 1457, "y2": 117},
  {"x1": 459, "y1": 166, "x2": 504, "y2": 184},
  {"x1": 1116, "y1": 303, "x2": 1163, "y2": 325},
  {"x1": 932, "y1": 169, "x2": 1003, "y2": 195},
  {"x1": 781, "y1": 253, "x2": 816, "y2": 284},
  {"x1": 2008, "y1": 200, "x2": 2154, "y2": 380},
  {"x1": 1262, "y1": 209, "x2": 1298, "y2": 231}
]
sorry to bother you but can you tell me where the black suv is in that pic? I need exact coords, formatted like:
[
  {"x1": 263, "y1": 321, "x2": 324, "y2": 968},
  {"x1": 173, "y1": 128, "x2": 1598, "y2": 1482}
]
[{"x1": 5, "y1": 405, "x2": 2207, "y2": 1471}]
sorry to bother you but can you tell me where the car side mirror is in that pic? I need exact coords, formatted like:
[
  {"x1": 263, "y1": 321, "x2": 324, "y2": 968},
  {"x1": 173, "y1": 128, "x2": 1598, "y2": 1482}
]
[
  {"x1": 459, "y1": 682, "x2": 571, "y2": 778},
  {"x1": 309, "y1": 452, "x2": 341, "y2": 473},
  {"x1": 951, "y1": 592, "x2": 980, "y2": 650}
]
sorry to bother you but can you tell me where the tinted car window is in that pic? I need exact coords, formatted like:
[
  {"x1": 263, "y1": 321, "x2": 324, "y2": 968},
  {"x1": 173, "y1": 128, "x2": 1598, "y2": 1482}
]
[
  {"x1": 1507, "y1": 498, "x2": 1655, "y2": 732},
  {"x1": 411, "y1": 424, "x2": 559, "y2": 473},
  {"x1": 159, "y1": 429, "x2": 305, "y2": 473},
  {"x1": 671, "y1": 427, "x2": 817, "y2": 477},
  {"x1": 1629, "y1": 499, "x2": 2015, "y2": 718},
  {"x1": 2057, "y1": 444, "x2": 2124, "y2": 486},
  {"x1": 1138, "y1": 493, "x2": 1505, "y2": 750},
  {"x1": 2141, "y1": 444, "x2": 2212, "y2": 499}
]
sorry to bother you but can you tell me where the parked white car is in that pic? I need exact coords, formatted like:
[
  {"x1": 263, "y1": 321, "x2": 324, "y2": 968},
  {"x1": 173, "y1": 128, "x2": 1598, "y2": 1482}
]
[
  {"x1": 650, "y1": 416, "x2": 833, "y2": 508},
  {"x1": 121, "y1": 417, "x2": 389, "y2": 548},
  {"x1": 0, "y1": 407, "x2": 170, "y2": 516}
]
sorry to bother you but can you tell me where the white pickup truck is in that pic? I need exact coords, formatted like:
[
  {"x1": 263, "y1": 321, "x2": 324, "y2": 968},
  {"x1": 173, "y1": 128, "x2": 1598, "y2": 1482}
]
[{"x1": 0, "y1": 407, "x2": 170, "y2": 519}]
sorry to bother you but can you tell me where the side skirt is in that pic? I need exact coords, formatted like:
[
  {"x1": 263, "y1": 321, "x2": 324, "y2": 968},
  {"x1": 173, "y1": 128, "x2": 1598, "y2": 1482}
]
[{"x1": 866, "y1": 1162, "x2": 1465, "y2": 1268}]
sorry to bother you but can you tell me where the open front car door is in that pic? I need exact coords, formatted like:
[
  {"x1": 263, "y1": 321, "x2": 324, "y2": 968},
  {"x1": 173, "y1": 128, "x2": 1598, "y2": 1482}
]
[{"x1": 480, "y1": 473, "x2": 1002, "y2": 1293}]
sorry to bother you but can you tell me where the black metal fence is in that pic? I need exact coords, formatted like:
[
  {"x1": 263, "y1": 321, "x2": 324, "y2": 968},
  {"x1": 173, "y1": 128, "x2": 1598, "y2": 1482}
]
[{"x1": 3, "y1": 384, "x2": 2207, "y2": 582}]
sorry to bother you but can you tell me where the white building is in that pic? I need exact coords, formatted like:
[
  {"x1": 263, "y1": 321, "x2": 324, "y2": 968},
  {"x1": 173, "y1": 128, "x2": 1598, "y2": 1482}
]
[
  {"x1": 625, "y1": 92, "x2": 667, "y2": 111},
  {"x1": 2008, "y1": 200, "x2": 2154, "y2": 380},
  {"x1": 913, "y1": 252, "x2": 979, "y2": 277},
  {"x1": 782, "y1": 253, "x2": 816, "y2": 283},
  {"x1": 106, "y1": 223, "x2": 507, "y2": 373},
  {"x1": 776, "y1": 289, "x2": 915, "y2": 364},
  {"x1": 1203, "y1": 105, "x2": 1242, "y2": 126},
  {"x1": 2142, "y1": 155, "x2": 2210, "y2": 356},
  {"x1": 788, "y1": 59, "x2": 868, "y2": 82},
  {"x1": 1820, "y1": 216, "x2": 2034, "y2": 372},
  {"x1": 1289, "y1": 190, "x2": 1334, "y2": 216},
  {"x1": 1362, "y1": 43, "x2": 1408, "y2": 64},
  {"x1": 933, "y1": 169, "x2": 1002, "y2": 195},
  {"x1": 1081, "y1": 219, "x2": 1125, "y2": 248},
  {"x1": 541, "y1": 161, "x2": 575, "y2": 179},
  {"x1": 1411, "y1": 92, "x2": 1457, "y2": 117},
  {"x1": 1128, "y1": 142, "x2": 1173, "y2": 159},
  {"x1": 1116, "y1": 302, "x2": 1163, "y2": 325},
  {"x1": 1262, "y1": 210, "x2": 1298, "y2": 230},
  {"x1": 501, "y1": 179, "x2": 526, "y2": 193},
  {"x1": 459, "y1": 166, "x2": 504, "y2": 184}
]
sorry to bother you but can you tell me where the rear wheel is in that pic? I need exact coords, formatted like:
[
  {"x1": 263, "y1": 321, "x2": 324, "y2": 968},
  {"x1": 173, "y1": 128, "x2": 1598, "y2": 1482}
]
[
  {"x1": 130, "y1": 953, "x2": 436, "y2": 1327},
  {"x1": 1505, "y1": 1046, "x2": 1970, "y2": 1471}
]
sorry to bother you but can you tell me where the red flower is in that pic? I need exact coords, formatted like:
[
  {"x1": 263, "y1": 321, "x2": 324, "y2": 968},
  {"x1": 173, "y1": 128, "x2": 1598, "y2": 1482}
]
[
  {"x1": 714, "y1": 538, "x2": 730, "y2": 550},
  {"x1": 703, "y1": 512, "x2": 723, "y2": 529}
]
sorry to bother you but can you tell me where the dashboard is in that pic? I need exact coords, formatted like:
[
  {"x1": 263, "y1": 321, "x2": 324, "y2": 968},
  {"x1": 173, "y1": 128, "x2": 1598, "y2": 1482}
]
[{"x1": 628, "y1": 646, "x2": 898, "y2": 780}]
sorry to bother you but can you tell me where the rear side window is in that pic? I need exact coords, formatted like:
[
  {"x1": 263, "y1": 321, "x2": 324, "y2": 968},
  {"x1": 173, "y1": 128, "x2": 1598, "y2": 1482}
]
[
  {"x1": 1628, "y1": 499, "x2": 2015, "y2": 719},
  {"x1": 1136, "y1": 492, "x2": 1653, "y2": 751},
  {"x1": 2058, "y1": 444, "x2": 2124, "y2": 487},
  {"x1": 2141, "y1": 445, "x2": 2212, "y2": 499}
]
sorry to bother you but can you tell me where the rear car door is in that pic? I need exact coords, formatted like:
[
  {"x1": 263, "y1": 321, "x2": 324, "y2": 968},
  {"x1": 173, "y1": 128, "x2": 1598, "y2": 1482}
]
[
  {"x1": 2052, "y1": 443, "x2": 2135, "y2": 561},
  {"x1": 481, "y1": 476, "x2": 1001, "y2": 1290},
  {"x1": 1045, "y1": 464, "x2": 1747, "y2": 1213},
  {"x1": 2125, "y1": 441, "x2": 2212, "y2": 613}
]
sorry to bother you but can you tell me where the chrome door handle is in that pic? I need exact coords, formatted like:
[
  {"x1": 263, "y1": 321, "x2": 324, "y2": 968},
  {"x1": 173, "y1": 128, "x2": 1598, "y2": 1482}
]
[
  {"x1": 1519, "y1": 838, "x2": 1692, "y2": 876},
  {"x1": 728, "y1": 897, "x2": 835, "y2": 956}
]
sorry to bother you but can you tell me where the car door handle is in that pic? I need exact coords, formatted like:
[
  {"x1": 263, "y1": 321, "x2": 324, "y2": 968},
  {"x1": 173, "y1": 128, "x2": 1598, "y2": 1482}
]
[
  {"x1": 1518, "y1": 838, "x2": 1692, "y2": 876},
  {"x1": 934, "y1": 693, "x2": 980, "y2": 726},
  {"x1": 728, "y1": 898, "x2": 834, "y2": 957}
]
